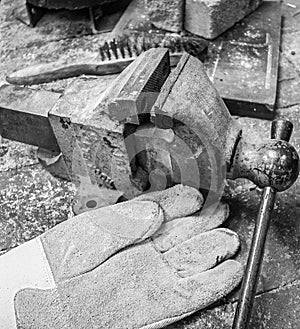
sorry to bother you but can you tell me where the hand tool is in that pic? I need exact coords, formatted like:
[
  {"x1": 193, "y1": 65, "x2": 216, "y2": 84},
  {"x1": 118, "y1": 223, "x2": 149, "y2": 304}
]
[
  {"x1": 232, "y1": 119, "x2": 299, "y2": 329},
  {"x1": 6, "y1": 33, "x2": 208, "y2": 85},
  {"x1": 0, "y1": 49, "x2": 299, "y2": 215}
]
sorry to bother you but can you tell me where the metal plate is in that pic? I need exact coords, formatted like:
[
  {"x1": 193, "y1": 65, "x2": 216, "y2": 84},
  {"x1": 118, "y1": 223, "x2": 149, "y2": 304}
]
[
  {"x1": 205, "y1": 2, "x2": 282, "y2": 119},
  {"x1": 0, "y1": 85, "x2": 61, "y2": 151}
]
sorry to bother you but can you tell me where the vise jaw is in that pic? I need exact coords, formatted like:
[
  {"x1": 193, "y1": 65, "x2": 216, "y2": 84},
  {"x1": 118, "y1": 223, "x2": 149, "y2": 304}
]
[{"x1": 0, "y1": 48, "x2": 298, "y2": 214}]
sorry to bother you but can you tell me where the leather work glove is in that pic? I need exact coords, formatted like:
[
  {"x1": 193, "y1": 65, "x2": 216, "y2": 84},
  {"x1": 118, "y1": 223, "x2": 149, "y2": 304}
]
[{"x1": 0, "y1": 185, "x2": 243, "y2": 329}]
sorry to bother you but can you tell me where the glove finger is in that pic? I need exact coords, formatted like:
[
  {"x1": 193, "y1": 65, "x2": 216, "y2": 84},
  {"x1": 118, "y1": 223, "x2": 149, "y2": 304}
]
[
  {"x1": 41, "y1": 200, "x2": 163, "y2": 282},
  {"x1": 180, "y1": 259, "x2": 243, "y2": 308},
  {"x1": 164, "y1": 228, "x2": 240, "y2": 277},
  {"x1": 14, "y1": 243, "x2": 243, "y2": 329},
  {"x1": 152, "y1": 202, "x2": 229, "y2": 252},
  {"x1": 134, "y1": 184, "x2": 203, "y2": 221}
]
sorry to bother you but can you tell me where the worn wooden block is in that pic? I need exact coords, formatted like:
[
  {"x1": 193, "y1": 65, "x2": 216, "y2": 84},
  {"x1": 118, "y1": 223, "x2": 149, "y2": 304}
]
[
  {"x1": 147, "y1": 0, "x2": 184, "y2": 32},
  {"x1": 185, "y1": 0, "x2": 262, "y2": 39}
]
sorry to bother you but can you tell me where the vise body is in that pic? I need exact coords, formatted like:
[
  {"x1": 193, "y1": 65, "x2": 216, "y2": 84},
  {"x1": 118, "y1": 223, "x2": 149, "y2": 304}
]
[{"x1": 0, "y1": 48, "x2": 298, "y2": 214}]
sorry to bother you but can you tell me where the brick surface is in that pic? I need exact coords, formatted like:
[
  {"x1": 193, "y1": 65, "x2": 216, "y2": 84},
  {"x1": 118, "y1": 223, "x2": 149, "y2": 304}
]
[
  {"x1": 185, "y1": 0, "x2": 262, "y2": 39},
  {"x1": 147, "y1": 0, "x2": 184, "y2": 32}
]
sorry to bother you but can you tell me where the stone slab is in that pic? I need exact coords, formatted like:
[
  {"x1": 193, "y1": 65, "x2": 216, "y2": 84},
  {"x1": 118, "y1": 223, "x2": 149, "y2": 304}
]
[
  {"x1": 167, "y1": 280, "x2": 300, "y2": 328},
  {"x1": 0, "y1": 0, "x2": 94, "y2": 49},
  {"x1": 281, "y1": 30, "x2": 300, "y2": 72},
  {"x1": 249, "y1": 281, "x2": 300, "y2": 329},
  {"x1": 0, "y1": 138, "x2": 38, "y2": 172},
  {"x1": 281, "y1": 0, "x2": 300, "y2": 33},
  {"x1": 278, "y1": 56, "x2": 299, "y2": 82},
  {"x1": 276, "y1": 2, "x2": 300, "y2": 109},
  {"x1": 276, "y1": 78, "x2": 300, "y2": 108},
  {"x1": 0, "y1": 165, "x2": 75, "y2": 253}
]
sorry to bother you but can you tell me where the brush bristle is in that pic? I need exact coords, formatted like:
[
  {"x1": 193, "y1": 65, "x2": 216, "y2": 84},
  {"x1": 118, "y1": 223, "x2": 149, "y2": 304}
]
[{"x1": 98, "y1": 33, "x2": 207, "y2": 61}]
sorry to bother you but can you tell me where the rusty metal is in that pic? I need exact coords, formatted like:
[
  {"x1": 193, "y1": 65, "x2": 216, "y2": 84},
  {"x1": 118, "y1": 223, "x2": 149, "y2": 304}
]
[
  {"x1": 1, "y1": 52, "x2": 299, "y2": 218},
  {"x1": 0, "y1": 84, "x2": 61, "y2": 151},
  {"x1": 232, "y1": 120, "x2": 299, "y2": 329},
  {"x1": 24, "y1": 0, "x2": 128, "y2": 31}
]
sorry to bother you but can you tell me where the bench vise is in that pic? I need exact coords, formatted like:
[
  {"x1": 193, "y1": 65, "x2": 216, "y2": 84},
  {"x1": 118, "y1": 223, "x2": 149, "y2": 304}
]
[
  {"x1": 0, "y1": 48, "x2": 298, "y2": 213},
  {"x1": 0, "y1": 48, "x2": 299, "y2": 328}
]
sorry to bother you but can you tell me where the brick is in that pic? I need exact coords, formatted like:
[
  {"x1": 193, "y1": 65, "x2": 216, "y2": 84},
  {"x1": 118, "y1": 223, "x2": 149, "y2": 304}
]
[
  {"x1": 185, "y1": 0, "x2": 262, "y2": 39},
  {"x1": 147, "y1": 0, "x2": 184, "y2": 32}
]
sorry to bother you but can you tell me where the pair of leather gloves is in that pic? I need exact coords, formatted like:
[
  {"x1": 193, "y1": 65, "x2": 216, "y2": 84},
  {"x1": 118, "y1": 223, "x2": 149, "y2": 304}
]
[{"x1": 0, "y1": 185, "x2": 243, "y2": 328}]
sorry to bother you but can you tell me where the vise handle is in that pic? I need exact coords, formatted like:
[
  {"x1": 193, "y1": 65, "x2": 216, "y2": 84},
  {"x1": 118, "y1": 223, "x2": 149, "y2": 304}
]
[{"x1": 232, "y1": 119, "x2": 299, "y2": 329}]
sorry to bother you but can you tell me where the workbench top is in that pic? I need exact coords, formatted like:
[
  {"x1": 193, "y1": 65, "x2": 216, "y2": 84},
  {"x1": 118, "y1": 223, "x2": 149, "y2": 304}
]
[{"x1": 0, "y1": 0, "x2": 299, "y2": 328}]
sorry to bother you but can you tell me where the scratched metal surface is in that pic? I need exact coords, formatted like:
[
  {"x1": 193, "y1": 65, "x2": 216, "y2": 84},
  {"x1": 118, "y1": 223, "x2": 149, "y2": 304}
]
[{"x1": 205, "y1": 1, "x2": 282, "y2": 120}]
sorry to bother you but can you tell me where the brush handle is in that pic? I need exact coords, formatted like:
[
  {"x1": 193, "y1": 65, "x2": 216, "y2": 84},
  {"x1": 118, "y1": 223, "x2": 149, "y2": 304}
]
[
  {"x1": 6, "y1": 53, "x2": 182, "y2": 86},
  {"x1": 6, "y1": 57, "x2": 135, "y2": 85}
]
